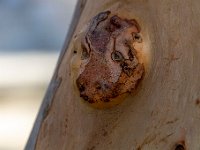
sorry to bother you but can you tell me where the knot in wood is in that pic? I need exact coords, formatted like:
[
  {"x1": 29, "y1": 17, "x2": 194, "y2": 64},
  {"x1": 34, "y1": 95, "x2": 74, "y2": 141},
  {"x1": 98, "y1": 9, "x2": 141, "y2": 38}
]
[{"x1": 76, "y1": 11, "x2": 144, "y2": 108}]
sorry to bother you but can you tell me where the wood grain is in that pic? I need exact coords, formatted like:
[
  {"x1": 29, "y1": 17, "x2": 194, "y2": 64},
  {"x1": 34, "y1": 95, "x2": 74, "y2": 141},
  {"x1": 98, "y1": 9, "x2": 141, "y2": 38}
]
[{"x1": 27, "y1": 0, "x2": 200, "y2": 149}]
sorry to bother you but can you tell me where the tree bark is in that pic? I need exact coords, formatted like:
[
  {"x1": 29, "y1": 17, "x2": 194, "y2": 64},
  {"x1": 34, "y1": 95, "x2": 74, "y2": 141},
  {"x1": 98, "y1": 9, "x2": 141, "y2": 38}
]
[{"x1": 26, "y1": 0, "x2": 200, "y2": 150}]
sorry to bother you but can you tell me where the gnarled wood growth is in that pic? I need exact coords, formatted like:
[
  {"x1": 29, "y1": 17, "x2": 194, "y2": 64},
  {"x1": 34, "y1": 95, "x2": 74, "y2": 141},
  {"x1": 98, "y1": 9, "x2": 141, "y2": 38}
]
[
  {"x1": 26, "y1": 0, "x2": 200, "y2": 150},
  {"x1": 75, "y1": 11, "x2": 145, "y2": 108}
]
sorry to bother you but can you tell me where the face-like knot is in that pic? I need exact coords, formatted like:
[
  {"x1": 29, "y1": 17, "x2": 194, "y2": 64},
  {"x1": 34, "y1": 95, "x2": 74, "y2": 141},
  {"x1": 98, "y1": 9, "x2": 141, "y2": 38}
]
[{"x1": 76, "y1": 11, "x2": 144, "y2": 108}]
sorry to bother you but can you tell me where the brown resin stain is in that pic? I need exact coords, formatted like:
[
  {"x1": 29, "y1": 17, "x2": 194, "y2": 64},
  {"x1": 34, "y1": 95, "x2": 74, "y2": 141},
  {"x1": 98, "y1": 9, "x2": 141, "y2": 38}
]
[
  {"x1": 76, "y1": 11, "x2": 144, "y2": 108},
  {"x1": 196, "y1": 98, "x2": 200, "y2": 105}
]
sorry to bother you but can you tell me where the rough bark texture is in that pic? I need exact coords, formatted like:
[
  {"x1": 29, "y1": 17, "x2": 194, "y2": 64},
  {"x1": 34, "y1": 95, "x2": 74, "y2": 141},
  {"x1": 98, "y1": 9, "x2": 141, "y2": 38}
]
[
  {"x1": 75, "y1": 11, "x2": 145, "y2": 108},
  {"x1": 27, "y1": 0, "x2": 200, "y2": 150}
]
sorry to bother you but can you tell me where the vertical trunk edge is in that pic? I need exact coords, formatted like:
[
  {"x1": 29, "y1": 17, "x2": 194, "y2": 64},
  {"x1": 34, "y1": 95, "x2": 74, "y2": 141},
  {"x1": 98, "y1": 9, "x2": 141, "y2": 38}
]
[{"x1": 25, "y1": 0, "x2": 87, "y2": 149}]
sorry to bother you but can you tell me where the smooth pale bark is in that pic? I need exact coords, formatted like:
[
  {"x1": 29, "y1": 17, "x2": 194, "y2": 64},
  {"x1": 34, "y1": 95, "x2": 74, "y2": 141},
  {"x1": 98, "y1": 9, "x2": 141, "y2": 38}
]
[{"x1": 26, "y1": 0, "x2": 200, "y2": 150}]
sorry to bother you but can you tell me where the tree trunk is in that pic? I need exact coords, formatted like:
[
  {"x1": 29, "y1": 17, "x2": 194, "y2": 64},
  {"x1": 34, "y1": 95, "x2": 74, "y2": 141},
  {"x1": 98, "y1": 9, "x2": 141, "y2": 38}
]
[{"x1": 26, "y1": 0, "x2": 200, "y2": 150}]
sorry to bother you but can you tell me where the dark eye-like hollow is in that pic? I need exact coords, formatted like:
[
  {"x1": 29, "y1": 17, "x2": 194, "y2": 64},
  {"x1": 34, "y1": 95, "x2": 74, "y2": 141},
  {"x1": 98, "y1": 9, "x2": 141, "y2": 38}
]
[
  {"x1": 111, "y1": 51, "x2": 124, "y2": 61},
  {"x1": 175, "y1": 143, "x2": 185, "y2": 150},
  {"x1": 110, "y1": 15, "x2": 121, "y2": 28},
  {"x1": 81, "y1": 46, "x2": 90, "y2": 60},
  {"x1": 77, "y1": 82, "x2": 85, "y2": 93},
  {"x1": 133, "y1": 33, "x2": 142, "y2": 43}
]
